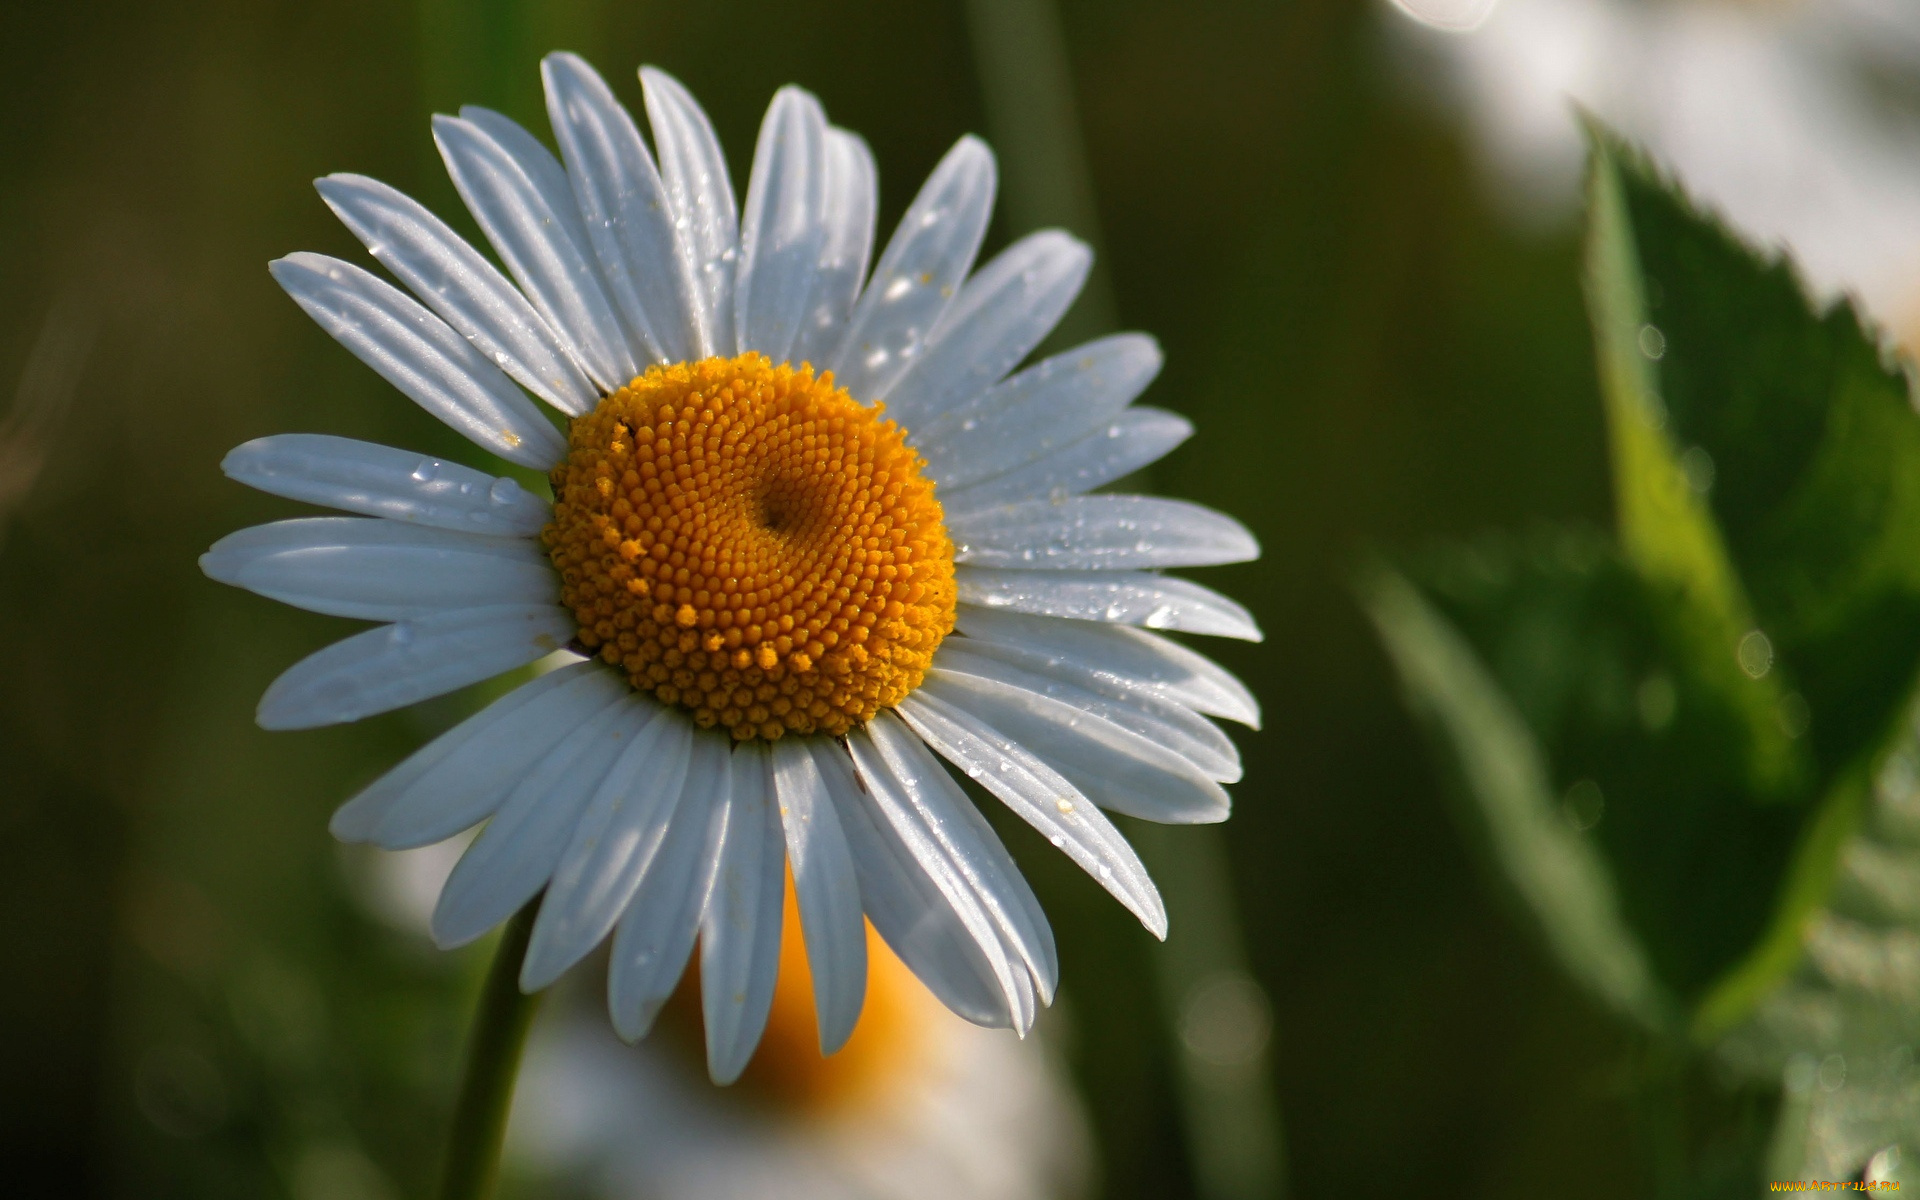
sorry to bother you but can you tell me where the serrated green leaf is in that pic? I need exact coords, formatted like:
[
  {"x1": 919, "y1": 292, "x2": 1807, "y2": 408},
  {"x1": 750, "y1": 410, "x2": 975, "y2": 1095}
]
[
  {"x1": 1586, "y1": 126, "x2": 1920, "y2": 1036},
  {"x1": 1583, "y1": 127, "x2": 1810, "y2": 805},
  {"x1": 1607, "y1": 134, "x2": 1920, "y2": 784}
]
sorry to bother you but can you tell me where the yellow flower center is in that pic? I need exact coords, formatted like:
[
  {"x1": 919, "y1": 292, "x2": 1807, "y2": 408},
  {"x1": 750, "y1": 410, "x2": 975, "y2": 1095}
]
[{"x1": 545, "y1": 354, "x2": 956, "y2": 740}]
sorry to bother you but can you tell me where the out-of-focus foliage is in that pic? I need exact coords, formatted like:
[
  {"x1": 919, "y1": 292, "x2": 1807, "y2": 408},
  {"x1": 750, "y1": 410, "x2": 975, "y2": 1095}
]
[{"x1": 1367, "y1": 127, "x2": 1920, "y2": 1191}]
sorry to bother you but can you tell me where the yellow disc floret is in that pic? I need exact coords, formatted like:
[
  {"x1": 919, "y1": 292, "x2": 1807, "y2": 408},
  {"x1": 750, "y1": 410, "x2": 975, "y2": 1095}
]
[{"x1": 545, "y1": 354, "x2": 956, "y2": 740}]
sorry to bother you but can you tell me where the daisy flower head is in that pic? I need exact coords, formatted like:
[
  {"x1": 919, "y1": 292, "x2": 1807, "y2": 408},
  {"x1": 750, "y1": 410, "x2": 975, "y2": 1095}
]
[{"x1": 204, "y1": 52, "x2": 1261, "y2": 1083}]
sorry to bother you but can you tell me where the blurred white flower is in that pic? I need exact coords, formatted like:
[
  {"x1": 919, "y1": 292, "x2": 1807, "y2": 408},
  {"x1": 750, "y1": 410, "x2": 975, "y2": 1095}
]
[
  {"x1": 350, "y1": 833, "x2": 1094, "y2": 1199},
  {"x1": 1387, "y1": 0, "x2": 1920, "y2": 326},
  {"x1": 504, "y1": 890, "x2": 1094, "y2": 1200}
]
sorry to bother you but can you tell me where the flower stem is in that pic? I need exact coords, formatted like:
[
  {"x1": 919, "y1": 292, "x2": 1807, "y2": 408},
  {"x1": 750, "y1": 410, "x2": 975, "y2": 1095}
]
[{"x1": 439, "y1": 899, "x2": 543, "y2": 1200}]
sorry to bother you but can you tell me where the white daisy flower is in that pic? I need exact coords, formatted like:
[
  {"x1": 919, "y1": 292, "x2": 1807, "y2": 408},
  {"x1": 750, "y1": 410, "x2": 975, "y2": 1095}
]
[{"x1": 203, "y1": 52, "x2": 1261, "y2": 1083}]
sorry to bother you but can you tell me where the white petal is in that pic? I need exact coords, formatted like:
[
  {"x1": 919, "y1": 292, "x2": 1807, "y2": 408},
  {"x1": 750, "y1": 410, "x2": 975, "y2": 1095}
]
[
  {"x1": 641, "y1": 67, "x2": 738, "y2": 357},
  {"x1": 700, "y1": 742, "x2": 785, "y2": 1084},
  {"x1": 931, "y1": 640, "x2": 1240, "y2": 782},
  {"x1": 430, "y1": 697, "x2": 645, "y2": 947},
  {"x1": 827, "y1": 136, "x2": 996, "y2": 404},
  {"x1": 897, "y1": 689, "x2": 1167, "y2": 935},
  {"x1": 790, "y1": 130, "x2": 877, "y2": 369},
  {"x1": 733, "y1": 87, "x2": 830, "y2": 364},
  {"x1": 917, "y1": 669, "x2": 1227, "y2": 827},
  {"x1": 860, "y1": 713, "x2": 1058, "y2": 1002},
  {"x1": 458, "y1": 106, "x2": 595, "y2": 247},
  {"x1": 950, "y1": 495, "x2": 1259, "y2": 570},
  {"x1": 315, "y1": 174, "x2": 598, "y2": 415},
  {"x1": 818, "y1": 738, "x2": 1019, "y2": 1028},
  {"x1": 257, "y1": 604, "x2": 576, "y2": 730},
  {"x1": 940, "y1": 408, "x2": 1193, "y2": 514},
  {"x1": 330, "y1": 662, "x2": 623, "y2": 848},
  {"x1": 847, "y1": 723, "x2": 1037, "y2": 1032},
  {"x1": 221, "y1": 435, "x2": 551, "y2": 536},
  {"x1": 270, "y1": 254, "x2": 567, "y2": 468},
  {"x1": 915, "y1": 332, "x2": 1159, "y2": 485},
  {"x1": 954, "y1": 605, "x2": 1260, "y2": 727},
  {"x1": 520, "y1": 706, "x2": 693, "y2": 990},
  {"x1": 772, "y1": 736, "x2": 868, "y2": 1054},
  {"x1": 203, "y1": 516, "x2": 554, "y2": 621},
  {"x1": 607, "y1": 733, "x2": 731, "y2": 1040},
  {"x1": 880, "y1": 231, "x2": 1091, "y2": 428},
  {"x1": 542, "y1": 53, "x2": 701, "y2": 365},
  {"x1": 955, "y1": 566, "x2": 1262, "y2": 640},
  {"x1": 434, "y1": 113, "x2": 636, "y2": 391}
]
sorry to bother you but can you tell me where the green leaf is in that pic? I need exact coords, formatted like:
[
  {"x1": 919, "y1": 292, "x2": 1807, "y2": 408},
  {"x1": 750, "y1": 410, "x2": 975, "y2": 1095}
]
[
  {"x1": 1585, "y1": 126, "x2": 1920, "y2": 1035},
  {"x1": 1366, "y1": 531, "x2": 1843, "y2": 1031},
  {"x1": 1604, "y1": 130, "x2": 1920, "y2": 784},
  {"x1": 1360, "y1": 550, "x2": 1672, "y2": 1033},
  {"x1": 1582, "y1": 126, "x2": 1809, "y2": 805},
  {"x1": 1370, "y1": 128, "x2": 1920, "y2": 1043}
]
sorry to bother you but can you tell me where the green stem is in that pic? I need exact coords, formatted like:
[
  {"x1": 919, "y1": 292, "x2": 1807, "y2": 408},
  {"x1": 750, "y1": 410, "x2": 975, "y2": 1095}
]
[{"x1": 439, "y1": 900, "x2": 543, "y2": 1200}]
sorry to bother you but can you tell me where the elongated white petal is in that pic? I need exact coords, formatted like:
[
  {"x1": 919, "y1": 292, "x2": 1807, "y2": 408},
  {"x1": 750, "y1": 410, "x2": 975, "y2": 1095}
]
[
  {"x1": 861, "y1": 713, "x2": 1057, "y2": 1001},
  {"x1": 270, "y1": 254, "x2": 566, "y2": 468},
  {"x1": 915, "y1": 332, "x2": 1160, "y2": 485},
  {"x1": 941, "y1": 408, "x2": 1193, "y2": 514},
  {"x1": 542, "y1": 53, "x2": 700, "y2": 365},
  {"x1": 951, "y1": 495, "x2": 1259, "y2": 571},
  {"x1": 790, "y1": 130, "x2": 877, "y2": 369},
  {"x1": 257, "y1": 604, "x2": 575, "y2": 730},
  {"x1": 221, "y1": 435, "x2": 550, "y2": 536},
  {"x1": 315, "y1": 174, "x2": 598, "y2": 415},
  {"x1": 827, "y1": 137, "x2": 995, "y2": 404},
  {"x1": 431, "y1": 697, "x2": 645, "y2": 947},
  {"x1": 932, "y1": 641, "x2": 1239, "y2": 782},
  {"x1": 881, "y1": 231, "x2": 1091, "y2": 428},
  {"x1": 898, "y1": 689, "x2": 1167, "y2": 934},
  {"x1": 818, "y1": 738, "x2": 1018, "y2": 1028},
  {"x1": 956, "y1": 567, "x2": 1262, "y2": 640},
  {"x1": 641, "y1": 67, "x2": 738, "y2": 357},
  {"x1": 520, "y1": 706, "x2": 693, "y2": 990},
  {"x1": 434, "y1": 113, "x2": 635, "y2": 390},
  {"x1": 847, "y1": 723, "x2": 1036, "y2": 1032},
  {"x1": 608, "y1": 734, "x2": 731, "y2": 1040},
  {"x1": 772, "y1": 736, "x2": 868, "y2": 1053},
  {"x1": 954, "y1": 605, "x2": 1260, "y2": 727},
  {"x1": 458, "y1": 106, "x2": 594, "y2": 248},
  {"x1": 918, "y1": 669, "x2": 1227, "y2": 826},
  {"x1": 700, "y1": 742, "x2": 785, "y2": 1083},
  {"x1": 203, "y1": 517, "x2": 554, "y2": 621},
  {"x1": 733, "y1": 87, "x2": 829, "y2": 364},
  {"x1": 330, "y1": 662, "x2": 623, "y2": 848}
]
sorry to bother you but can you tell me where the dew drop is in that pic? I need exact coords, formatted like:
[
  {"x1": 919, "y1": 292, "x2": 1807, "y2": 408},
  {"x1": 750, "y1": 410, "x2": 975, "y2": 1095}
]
[
  {"x1": 389, "y1": 622, "x2": 415, "y2": 647},
  {"x1": 411, "y1": 459, "x2": 440, "y2": 483},
  {"x1": 489, "y1": 477, "x2": 523, "y2": 504}
]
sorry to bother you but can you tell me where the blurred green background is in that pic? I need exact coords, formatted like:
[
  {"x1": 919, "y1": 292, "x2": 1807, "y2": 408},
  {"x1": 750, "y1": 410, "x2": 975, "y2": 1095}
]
[{"x1": 0, "y1": 0, "x2": 1635, "y2": 1196}]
